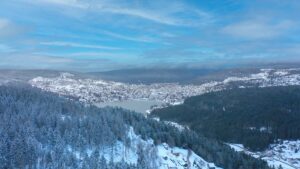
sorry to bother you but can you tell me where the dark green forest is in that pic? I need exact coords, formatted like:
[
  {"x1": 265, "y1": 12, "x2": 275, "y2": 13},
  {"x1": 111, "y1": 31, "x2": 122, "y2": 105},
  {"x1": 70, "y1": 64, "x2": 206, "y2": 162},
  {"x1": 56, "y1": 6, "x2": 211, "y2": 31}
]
[
  {"x1": 0, "y1": 85, "x2": 271, "y2": 169},
  {"x1": 152, "y1": 86, "x2": 300, "y2": 151}
]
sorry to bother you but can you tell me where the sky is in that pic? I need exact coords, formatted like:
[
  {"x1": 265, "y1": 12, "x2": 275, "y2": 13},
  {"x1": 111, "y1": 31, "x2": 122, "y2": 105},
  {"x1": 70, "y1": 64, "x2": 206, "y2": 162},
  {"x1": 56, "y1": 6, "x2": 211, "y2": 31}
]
[{"x1": 0, "y1": 0, "x2": 300, "y2": 72}]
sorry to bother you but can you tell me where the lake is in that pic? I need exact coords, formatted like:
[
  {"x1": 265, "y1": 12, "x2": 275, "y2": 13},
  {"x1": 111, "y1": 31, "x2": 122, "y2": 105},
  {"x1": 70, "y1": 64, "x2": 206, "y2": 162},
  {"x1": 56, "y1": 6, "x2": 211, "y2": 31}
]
[{"x1": 96, "y1": 99, "x2": 163, "y2": 114}]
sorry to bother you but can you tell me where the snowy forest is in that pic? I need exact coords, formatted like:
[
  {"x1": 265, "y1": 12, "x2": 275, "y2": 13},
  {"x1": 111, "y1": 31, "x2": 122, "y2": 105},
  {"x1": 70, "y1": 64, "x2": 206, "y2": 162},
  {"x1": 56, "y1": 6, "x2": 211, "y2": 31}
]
[
  {"x1": 0, "y1": 84, "x2": 271, "y2": 169},
  {"x1": 152, "y1": 86, "x2": 300, "y2": 151}
]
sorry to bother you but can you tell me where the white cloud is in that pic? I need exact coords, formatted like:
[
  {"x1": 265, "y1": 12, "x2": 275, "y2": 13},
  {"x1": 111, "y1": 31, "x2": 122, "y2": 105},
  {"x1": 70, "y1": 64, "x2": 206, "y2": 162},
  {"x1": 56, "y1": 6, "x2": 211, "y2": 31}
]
[
  {"x1": 0, "y1": 52, "x2": 123, "y2": 71},
  {"x1": 0, "y1": 53, "x2": 73, "y2": 68},
  {"x1": 101, "y1": 31, "x2": 156, "y2": 43},
  {"x1": 0, "y1": 44, "x2": 15, "y2": 53},
  {"x1": 40, "y1": 41, "x2": 120, "y2": 50},
  {"x1": 36, "y1": 0, "x2": 88, "y2": 8},
  {"x1": 38, "y1": 0, "x2": 180, "y2": 25},
  {"x1": 222, "y1": 20, "x2": 294, "y2": 40},
  {"x1": 0, "y1": 18, "x2": 10, "y2": 29},
  {"x1": 98, "y1": 2, "x2": 212, "y2": 26},
  {"x1": 29, "y1": 0, "x2": 212, "y2": 26},
  {"x1": 34, "y1": 51, "x2": 134, "y2": 58},
  {"x1": 98, "y1": 6, "x2": 180, "y2": 26},
  {"x1": 0, "y1": 18, "x2": 25, "y2": 38}
]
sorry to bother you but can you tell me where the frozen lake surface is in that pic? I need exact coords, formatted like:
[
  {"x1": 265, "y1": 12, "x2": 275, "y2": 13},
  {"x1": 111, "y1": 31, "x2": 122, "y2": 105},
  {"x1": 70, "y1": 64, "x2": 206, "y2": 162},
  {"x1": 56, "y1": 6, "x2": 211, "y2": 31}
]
[{"x1": 96, "y1": 99, "x2": 163, "y2": 114}]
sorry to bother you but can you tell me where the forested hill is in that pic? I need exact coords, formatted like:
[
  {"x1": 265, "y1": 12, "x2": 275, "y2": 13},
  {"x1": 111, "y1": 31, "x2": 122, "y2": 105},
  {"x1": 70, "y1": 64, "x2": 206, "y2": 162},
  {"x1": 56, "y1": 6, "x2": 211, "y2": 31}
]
[
  {"x1": 151, "y1": 85, "x2": 300, "y2": 151},
  {"x1": 0, "y1": 85, "x2": 271, "y2": 169}
]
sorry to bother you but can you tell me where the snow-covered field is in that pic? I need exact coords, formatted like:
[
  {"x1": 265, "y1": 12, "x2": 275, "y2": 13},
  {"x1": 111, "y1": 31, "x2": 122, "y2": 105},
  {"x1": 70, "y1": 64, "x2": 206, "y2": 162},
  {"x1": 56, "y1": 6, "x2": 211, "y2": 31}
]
[{"x1": 229, "y1": 140, "x2": 300, "y2": 169}]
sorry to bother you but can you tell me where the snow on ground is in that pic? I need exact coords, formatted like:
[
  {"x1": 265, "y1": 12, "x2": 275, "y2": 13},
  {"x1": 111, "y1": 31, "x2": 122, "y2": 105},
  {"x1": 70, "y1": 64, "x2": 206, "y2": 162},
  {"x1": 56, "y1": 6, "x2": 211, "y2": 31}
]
[
  {"x1": 29, "y1": 73, "x2": 223, "y2": 105},
  {"x1": 129, "y1": 127, "x2": 222, "y2": 169},
  {"x1": 157, "y1": 143, "x2": 221, "y2": 169},
  {"x1": 274, "y1": 70, "x2": 289, "y2": 76},
  {"x1": 29, "y1": 68, "x2": 300, "y2": 109},
  {"x1": 66, "y1": 126, "x2": 221, "y2": 169},
  {"x1": 163, "y1": 121, "x2": 187, "y2": 131},
  {"x1": 228, "y1": 144, "x2": 244, "y2": 152},
  {"x1": 228, "y1": 140, "x2": 300, "y2": 169}
]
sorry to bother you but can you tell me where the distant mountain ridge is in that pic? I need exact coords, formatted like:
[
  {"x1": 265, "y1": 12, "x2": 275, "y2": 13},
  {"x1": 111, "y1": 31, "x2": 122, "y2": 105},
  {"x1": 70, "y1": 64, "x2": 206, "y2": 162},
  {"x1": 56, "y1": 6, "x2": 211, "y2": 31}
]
[
  {"x1": 89, "y1": 68, "x2": 220, "y2": 84},
  {"x1": 2, "y1": 62, "x2": 300, "y2": 84}
]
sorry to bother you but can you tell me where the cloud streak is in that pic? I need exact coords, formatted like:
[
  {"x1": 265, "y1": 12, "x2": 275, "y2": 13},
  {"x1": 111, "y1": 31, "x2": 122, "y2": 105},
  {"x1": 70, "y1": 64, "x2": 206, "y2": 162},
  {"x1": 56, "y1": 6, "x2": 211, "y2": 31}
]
[
  {"x1": 222, "y1": 20, "x2": 294, "y2": 40},
  {"x1": 0, "y1": 44, "x2": 15, "y2": 53},
  {"x1": 0, "y1": 18, "x2": 26, "y2": 38},
  {"x1": 0, "y1": 52, "x2": 127, "y2": 71},
  {"x1": 40, "y1": 41, "x2": 121, "y2": 50},
  {"x1": 100, "y1": 31, "x2": 156, "y2": 43},
  {"x1": 30, "y1": 0, "x2": 212, "y2": 26}
]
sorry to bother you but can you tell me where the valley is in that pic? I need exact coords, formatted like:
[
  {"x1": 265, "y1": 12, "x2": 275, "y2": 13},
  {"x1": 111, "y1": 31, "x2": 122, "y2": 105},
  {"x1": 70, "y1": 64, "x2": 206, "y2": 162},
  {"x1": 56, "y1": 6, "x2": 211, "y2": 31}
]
[
  {"x1": 24, "y1": 67, "x2": 300, "y2": 169},
  {"x1": 27, "y1": 68, "x2": 300, "y2": 113},
  {"x1": 1, "y1": 67, "x2": 300, "y2": 169}
]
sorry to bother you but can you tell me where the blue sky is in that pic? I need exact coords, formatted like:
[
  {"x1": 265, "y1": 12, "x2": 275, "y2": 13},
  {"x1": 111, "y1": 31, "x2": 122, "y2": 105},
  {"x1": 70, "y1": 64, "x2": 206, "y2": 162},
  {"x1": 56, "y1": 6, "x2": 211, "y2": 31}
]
[{"x1": 0, "y1": 0, "x2": 300, "y2": 71}]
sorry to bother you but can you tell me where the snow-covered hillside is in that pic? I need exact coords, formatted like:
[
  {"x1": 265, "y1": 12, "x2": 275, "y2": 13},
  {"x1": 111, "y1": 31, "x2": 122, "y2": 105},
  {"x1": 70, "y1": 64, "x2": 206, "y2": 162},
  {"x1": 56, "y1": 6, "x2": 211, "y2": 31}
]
[
  {"x1": 229, "y1": 140, "x2": 300, "y2": 169},
  {"x1": 71, "y1": 126, "x2": 221, "y2": 169},
  {"x1": 29, "y1": 68, "x2": 300, "y2": 106},
  {"x1": 58, "y1": 115, "x2": 220, "y2": 169}
]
